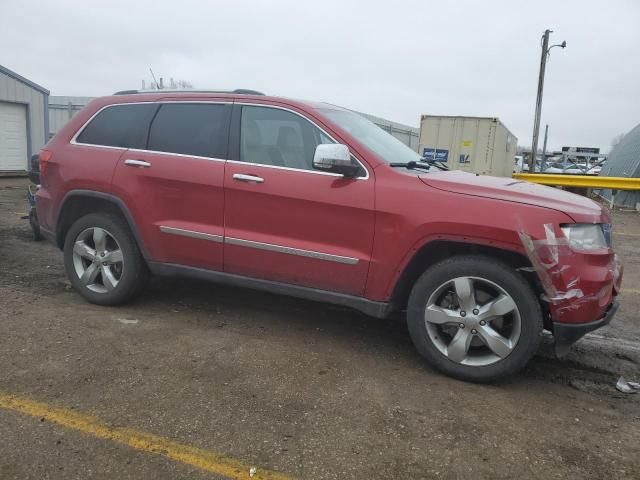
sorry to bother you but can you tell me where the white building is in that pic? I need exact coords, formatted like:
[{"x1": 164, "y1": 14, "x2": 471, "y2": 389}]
[{"x1": 0, "y1": 64, "x2": 49, "y2": 172}]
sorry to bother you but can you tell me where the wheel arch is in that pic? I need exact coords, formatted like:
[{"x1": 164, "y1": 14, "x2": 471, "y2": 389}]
[
  {"x1": 55, "y1": 190, "x2": 150, "y2": 260},
  {"x1": 388, "y1": 238, "x2": 549, "y2": 327}
]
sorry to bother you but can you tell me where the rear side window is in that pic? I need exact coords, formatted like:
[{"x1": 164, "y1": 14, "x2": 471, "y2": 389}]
[
  {"x1": 147, "y1": 103, "x2": 231, "y2": 158},
  {"x1": 76, "y1": 103, "x2": 158, "y2": 149}
]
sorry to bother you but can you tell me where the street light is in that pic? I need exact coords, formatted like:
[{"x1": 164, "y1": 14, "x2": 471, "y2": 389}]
[{"x1": 529, "y1": 29, "x2": 566, "y2": 173}]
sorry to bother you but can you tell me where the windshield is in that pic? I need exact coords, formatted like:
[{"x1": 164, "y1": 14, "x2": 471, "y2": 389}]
[{"x1": 317, "y1": 107, "x2": 421, "y2": 165}]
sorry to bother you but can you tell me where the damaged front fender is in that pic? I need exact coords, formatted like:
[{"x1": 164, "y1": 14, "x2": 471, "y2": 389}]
[{"x1": 518, "y1": 224, "x2": 622, "y2": 355}]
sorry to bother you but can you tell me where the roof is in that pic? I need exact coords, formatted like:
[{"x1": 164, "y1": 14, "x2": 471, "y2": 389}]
[
  {"x1": 0, "y1": 64, "x2": 49, "y2": 95},
  {"x1": 94, "y1": 91, "x2": 324, "y2": 112},
  {"x1": 113, "y1": 88, "x2": 265, "y2": 96}
]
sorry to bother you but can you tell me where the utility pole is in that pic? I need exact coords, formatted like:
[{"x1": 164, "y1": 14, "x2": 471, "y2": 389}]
[
  {"x1": 530, "y1": 30, "x2": 566, "y2": 173},
  {"x1": 541, "y1": 124, "x2": 549, "y2": 171}
]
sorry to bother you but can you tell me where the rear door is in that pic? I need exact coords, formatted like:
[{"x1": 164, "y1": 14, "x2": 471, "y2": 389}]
[
  {"x1": 223, "y1": 104, "x2": 375, "y2": 296},
  {"x1": 111, "y1": 101, "x2": 231, "y2": 270}
]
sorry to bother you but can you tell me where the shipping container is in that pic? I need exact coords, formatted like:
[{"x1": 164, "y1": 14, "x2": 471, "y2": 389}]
[{"x1": 418, "y1": 115, "x2": 517, "y2": 177}]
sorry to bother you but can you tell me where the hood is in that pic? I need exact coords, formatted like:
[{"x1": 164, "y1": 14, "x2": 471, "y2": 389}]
[{"x1": 419, "y1": 170, "x2": 605, "y2": 222}]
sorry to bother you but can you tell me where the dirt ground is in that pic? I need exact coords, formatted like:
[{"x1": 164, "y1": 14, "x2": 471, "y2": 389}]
[{"x1": 1, "y1": 177, "x2": 639, "y2": 479}]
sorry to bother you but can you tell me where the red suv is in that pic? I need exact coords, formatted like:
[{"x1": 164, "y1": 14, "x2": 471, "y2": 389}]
[{"x1": 35, "y1": 90, "x2": 622, "y2": 381}]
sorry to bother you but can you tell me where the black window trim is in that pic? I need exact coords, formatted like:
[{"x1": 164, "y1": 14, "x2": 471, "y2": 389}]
[
  {"x1": 231, "y1": 102, "x2": 369, "y2": 180},
  {"x1": 70, "y1": 101, "x2": 370, "y2": 178},
  {"x1": 144, "y1": 102, "x2": 232, "y2": 161},
  {"x1": 71, "y1": 102, "x2": 160, "y2": 152},
  {"x1": 70, "y1": 101, "x2": 233, "y2": 162}
]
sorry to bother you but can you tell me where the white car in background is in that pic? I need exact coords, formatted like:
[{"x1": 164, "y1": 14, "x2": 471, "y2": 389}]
[
  {"x1": 543, "y1": 162, "x2": 584, "y2": 174},
  {"x1": 587, "y1": 164, "x2": 604, "y2": 175}
]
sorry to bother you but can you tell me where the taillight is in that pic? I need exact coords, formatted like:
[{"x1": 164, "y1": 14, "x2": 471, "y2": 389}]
[{"x1": 39, "y1": 150, "x2": 53, "y2": 176}]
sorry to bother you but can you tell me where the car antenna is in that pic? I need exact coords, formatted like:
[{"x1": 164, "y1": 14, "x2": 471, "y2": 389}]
[{"x1": 149, "y1": 67, "x2": 160, "y2": 90}]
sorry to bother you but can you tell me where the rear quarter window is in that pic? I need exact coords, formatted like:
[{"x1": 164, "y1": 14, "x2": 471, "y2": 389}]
[{"x1": 75, "y1": 103, "x2": 158, "y2": 149}]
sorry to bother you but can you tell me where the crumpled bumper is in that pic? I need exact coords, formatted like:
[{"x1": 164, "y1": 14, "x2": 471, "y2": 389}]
[{"x1": 553, "y1": 301, "x2": 619, "y2": 357}]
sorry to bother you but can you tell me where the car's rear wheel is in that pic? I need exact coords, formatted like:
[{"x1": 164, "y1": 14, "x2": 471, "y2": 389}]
[
  {"x1": 63, "y1": 213, "x2": 148, "y2": 305},
  {"x1": 407, "y1": 255, "x2": 543, "y2": 382}
]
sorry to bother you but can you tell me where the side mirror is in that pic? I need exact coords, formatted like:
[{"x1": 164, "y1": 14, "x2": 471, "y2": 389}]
[{"x1": 312, "y1": 144, "x2": 360, "y2": 177}]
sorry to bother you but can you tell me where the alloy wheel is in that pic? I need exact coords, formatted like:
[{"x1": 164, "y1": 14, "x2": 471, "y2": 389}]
[
  {"x1": 424, "y1": 276, "x2": 521, "y2": 366},
  {"x1": 72, "y1": 227, "x2": 124, "y2": 293}
]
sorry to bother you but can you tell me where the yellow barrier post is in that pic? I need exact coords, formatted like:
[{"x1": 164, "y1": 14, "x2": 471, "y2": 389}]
[{"x1": 512, "y1": 174, "x2": 640, "y2": 191}]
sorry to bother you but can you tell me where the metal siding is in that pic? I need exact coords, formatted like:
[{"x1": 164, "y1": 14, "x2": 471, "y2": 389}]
[
  {"x1": 29, "y1": 88, "x2": 45, "y2": 153},
  {"x1": 599, "y1": 122, "x2": 640, "y2": 208},
  {"x1": 48, "y1": 96, "x2": 94, "y2": 136},
  {"x1": 358, "y1": 111, "x2": 420, "y2": 151},
  {"x1": 50, "y1": 95, "x2": 94, "y2": 105},
  {"x1": 0, "y1": 75, "x2": 8, "y2": 99},
  {"x1": 409, "y1": 134, "x2": 418, "y2": 151},
  {"x1": 44, "y1": 94, "x2": 49, "y2": 143},
  {"x1": 49, "y1": 108, "x2": 71, "y2": 136},
  {"x1": 0, "y1": 70, "x2": 47, "y2": 169},
  {"x1": 9, "y1": 75, "x2": 17, "y2": 99}
]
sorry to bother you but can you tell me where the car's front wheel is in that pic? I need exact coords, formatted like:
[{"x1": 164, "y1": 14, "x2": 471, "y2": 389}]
[
  {"x1": 407, "y1": 255, "x2": 543, "y2": 382},
  {"x1": 63, "y1": 213, "x2": 148, "y2": 305}
]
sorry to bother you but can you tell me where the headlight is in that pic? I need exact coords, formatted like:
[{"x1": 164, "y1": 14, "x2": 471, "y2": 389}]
[{"x1": 560, "y1": 224, "x2": 611, "y2": 251}]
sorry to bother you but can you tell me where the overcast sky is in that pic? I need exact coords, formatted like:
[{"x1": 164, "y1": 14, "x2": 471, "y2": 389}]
[{"x1": 2, "y1": 0, "x2": 639, "y2": 152}]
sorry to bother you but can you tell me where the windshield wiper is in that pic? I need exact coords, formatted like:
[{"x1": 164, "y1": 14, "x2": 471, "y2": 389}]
[
  {"x1": 419, "y1": 158, "x2": 449, "y2": 171},
  {"x1": 389, "y1": 160, "x2": 432, "y2": 171},
  {"x1": 389, "y1": 159, "x2": 449, "y2": 172}
]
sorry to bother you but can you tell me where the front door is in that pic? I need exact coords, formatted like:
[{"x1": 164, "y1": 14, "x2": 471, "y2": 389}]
[
  {"x1": 112, "y1": 102, "x2": 231, "y2": 270},
  {"x1": 223, "y1": 104, "x2": 375, "y2": 296}
]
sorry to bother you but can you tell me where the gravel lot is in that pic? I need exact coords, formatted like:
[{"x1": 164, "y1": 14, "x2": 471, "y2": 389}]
[{"x1": 1, "y1": 177, "x2": 639, "y2": 479}]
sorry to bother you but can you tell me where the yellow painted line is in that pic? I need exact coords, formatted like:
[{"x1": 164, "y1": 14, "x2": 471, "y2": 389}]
[
  {"x1": 616, "y1": 232, "x2": 640, "y2": 237},
  {"x1": 622, "y1": 289, "x2": 640, "y2": 295},
  {"x1": 0, "y1": 392, "x2": 292, "y2": 480}
]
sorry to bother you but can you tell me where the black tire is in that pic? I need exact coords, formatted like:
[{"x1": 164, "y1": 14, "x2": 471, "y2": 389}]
[
  {"x1": 29, "y1": 210, "x2": 43, "y2": 241},
  {"x1": 63, "y1": 213, "x2": 148, "y2": 305},
  {"x1": 407, "y1": 255, "x2": 543, "y2": 383}
]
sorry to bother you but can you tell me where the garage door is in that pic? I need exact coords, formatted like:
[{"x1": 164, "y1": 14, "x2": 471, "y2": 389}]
[{"x1": 0, "y1": 101, "x2": 28, "y2": 171}]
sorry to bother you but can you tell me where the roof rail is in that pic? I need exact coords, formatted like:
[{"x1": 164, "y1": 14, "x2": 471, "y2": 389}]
[{"x1": 112, "y1": 88, "x2": 265, "y2": 96}]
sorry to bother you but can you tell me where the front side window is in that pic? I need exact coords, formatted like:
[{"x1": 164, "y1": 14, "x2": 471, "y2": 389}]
[
  {"x1": 76, "y1": 103, "x2": 158, "y2": 149},
  {"x1": 148, "y1": 103, "x2": 231, "y2": 158},
  {"x1": 240, "y1": 106, "x2": 362, "y2": 173}
]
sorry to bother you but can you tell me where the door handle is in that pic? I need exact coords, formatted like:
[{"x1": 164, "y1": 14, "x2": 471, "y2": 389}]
[
  {"x1": 124, "y1": 159, "x2": 152, "y2": 168},
  {"x1": 233, "y1": 173, "x2": 264, "y2": 183}
]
